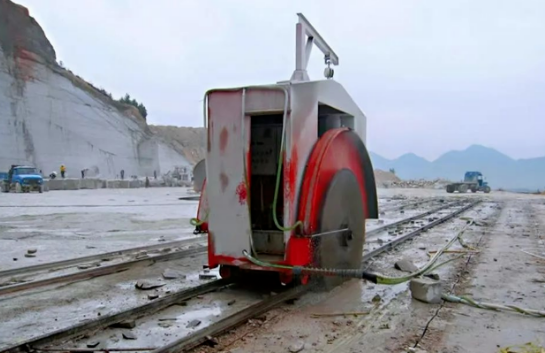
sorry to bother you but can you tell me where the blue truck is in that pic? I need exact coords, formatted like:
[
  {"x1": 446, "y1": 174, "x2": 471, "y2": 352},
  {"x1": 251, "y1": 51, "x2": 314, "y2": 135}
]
[
  {"x1": 446, "y1": 171, "x2": 491, "y2": 194},
  {"x1": 1, "y1": 165, "x2": 44, "y2": 193}
]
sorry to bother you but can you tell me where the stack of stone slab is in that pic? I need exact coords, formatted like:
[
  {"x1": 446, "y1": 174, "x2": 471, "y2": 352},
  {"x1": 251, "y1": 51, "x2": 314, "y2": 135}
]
[{"x1": 44, "y1": 178, "x2": 144, "y2": 191}]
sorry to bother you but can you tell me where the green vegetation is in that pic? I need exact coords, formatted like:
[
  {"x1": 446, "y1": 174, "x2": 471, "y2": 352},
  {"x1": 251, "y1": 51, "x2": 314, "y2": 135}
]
[{"x1": 118, "y1": 94, "x2": 148, "y2": 120}]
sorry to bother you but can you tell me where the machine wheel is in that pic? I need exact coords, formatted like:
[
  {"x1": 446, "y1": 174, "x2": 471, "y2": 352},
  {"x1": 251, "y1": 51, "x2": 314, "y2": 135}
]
[
  {"x1": 484, "y1": 186, "x2": 491, "y2": 193},
  {"x1": 15, "y1": 183, "x2": 22, "y2": 193},
  {"x1": 38, "y1": 185, "x2": 43, "y2": 193},
  {"x1": 458, "y1": 184, "x2": 468, "y2": 193},
  {"x1": 471, "y1": 187, "x2": 477, "y2": 193},
  {"x1": 219, "y1": 264, "x2": 241, "y2": 280},
  {"x1": 446, "y1": 185, "x2": 454, "y2": 193},
  {"x1": 295, "y1": 128, "x2": 374, "y2": 291},
  {"x1": 314, "y1": 169, "x2": 365, "y2": 290}
]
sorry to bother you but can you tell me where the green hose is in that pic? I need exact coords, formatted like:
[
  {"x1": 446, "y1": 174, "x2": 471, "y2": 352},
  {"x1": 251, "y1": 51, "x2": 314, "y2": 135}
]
[
  {"x1": 242, "y1": 216, "x2": 545, "y2": 319},
  {"x1": 242, "y1": 220, "x2": 476, "y2": 285},
  {"x1": 271, "y1": 148, "x2": 303, "y2": 232},
  {"x1": 270, "y1": 98, "x2": 303, "y2": 233},
  {"x1": 190, "y1": 211, "x2": 209, "y2": 226},
  {"x1": 442, "y1": 294, "x2": 545, "y2": 317}
]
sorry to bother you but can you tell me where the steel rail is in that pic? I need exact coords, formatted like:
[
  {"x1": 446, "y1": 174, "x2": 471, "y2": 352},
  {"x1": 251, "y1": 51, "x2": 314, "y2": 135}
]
[
  {"x1": 379, "y1": 197, "x2": 439, "y2": 213},
  {"x1": 152, "y1": 285, "x2": 309, "y2": 353},
  {"x1": 0, "y1": 199, "x2": 461, "y2": 294},
  {"x1": 363, "y1": 199, "x2": 481, "y2": 260},
  {"x1": 0, "y1": 246, "x2": 207, "y2": 297},
  {"x1": 0, "y1": 238, "x2": 205, "y2": 279},
  {"x1": 366, "y1": 199, "x2": 468, "y2": 237},
  {"x1": 3, "y1": 199, "x2": 482, "y2": 353},
  {"x1": 148, "y1": 200, "x2": 483, "y2": 353},
  {"x1": 1, "y1": 280, "x2": 230, "y2": 353}
]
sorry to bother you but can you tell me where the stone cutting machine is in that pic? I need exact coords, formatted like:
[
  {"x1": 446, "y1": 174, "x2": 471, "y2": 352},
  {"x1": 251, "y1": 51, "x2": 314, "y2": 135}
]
[{"x1": 193, "y1": 13, "x2": 378, "y2": 287}]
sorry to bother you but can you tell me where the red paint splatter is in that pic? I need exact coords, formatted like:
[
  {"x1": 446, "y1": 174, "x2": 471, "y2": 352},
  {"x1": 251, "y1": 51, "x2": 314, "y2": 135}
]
[
  {"x1": 287, "y1": 147, "x2": 298, "y2": 203},
  {"x1": 283, "y1": 148, "x2": 299, "y2": 231},
  {"x1": 207, "y1": 231, "x2": 216, "y2": 268},
  {"x1": 219, "y1": 127, "x2": 229, "y2": 153},
  {"x1": 14, "y1": 52, "x2": 35, "y2": 82},
  {"x1": 235, "y1": 181, "x2": 247, "y2": 205}
]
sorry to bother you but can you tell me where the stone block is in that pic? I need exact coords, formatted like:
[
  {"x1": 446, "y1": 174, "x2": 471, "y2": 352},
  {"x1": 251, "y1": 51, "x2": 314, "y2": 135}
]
[
  {"x1": 106, "y1": 180, "x2": 129, "y2": 189},
  {"x1": 63, "y1": 179, "x2": 80, "y2": 190},
  {"x1": 409, "y1": 277, "x2": 443, "y2": 304},
  {"x1": 80, "y1": 178, "x2": 100, "y2": 189},
  {"x1": 47, "y1": 179, "x2": 64, "y2": 190}
]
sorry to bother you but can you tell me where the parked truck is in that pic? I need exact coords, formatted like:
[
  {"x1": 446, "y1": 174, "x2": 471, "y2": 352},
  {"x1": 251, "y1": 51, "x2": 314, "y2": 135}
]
[
  {"x1": 1, "y1": 165, "x2": 44, "y2": 193},
  {"x1": 446, "y1": 171, "x2": 490, "y2": 194}
]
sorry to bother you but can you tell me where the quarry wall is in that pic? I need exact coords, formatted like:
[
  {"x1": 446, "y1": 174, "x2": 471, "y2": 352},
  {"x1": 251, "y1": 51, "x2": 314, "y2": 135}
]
[{"x1": 0, "y1": 0, "x2": 194, "y2": 178}]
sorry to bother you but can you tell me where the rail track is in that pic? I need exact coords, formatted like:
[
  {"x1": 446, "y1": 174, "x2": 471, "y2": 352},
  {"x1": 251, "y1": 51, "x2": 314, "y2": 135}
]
[
  {"x1": 0, "y1": 244, "x2": 207, "y2": 297},
  {"x1": 0, "y1": 199, "x2": 482, "y2": 353},
  {"x1": 367, "y1": 198, "x2": 465, "y2": 237},
  {"x1": 378, "y1": 197, "x2": 443, "y2": 214},
  {"x1": 0, "y1": 199, "x2": 473, "y2": 297},
  {"x1": 365, "y1": 199, "x2": 479, "y2": 258},
  {"x1": 0, "y1": 237, "x2": 205, "y2": 280},
  {"x1": 365, "y1": 198, "x2": 476, "y2": 254}
]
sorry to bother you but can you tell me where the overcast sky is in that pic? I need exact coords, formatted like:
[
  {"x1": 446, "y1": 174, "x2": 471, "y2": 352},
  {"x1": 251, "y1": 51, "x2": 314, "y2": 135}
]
[{"x1": 15, "y1": 0, "x2": 545, "y2": 160}]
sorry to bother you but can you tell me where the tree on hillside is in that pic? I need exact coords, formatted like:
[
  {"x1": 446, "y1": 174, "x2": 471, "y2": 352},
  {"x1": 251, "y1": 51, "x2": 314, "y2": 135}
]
[
  {"x1": 118, "y1": 93, "x2": 148, "y2": 120},
  {"x1": 389, "y1": 168, "x2": 396, "y2": 175}
]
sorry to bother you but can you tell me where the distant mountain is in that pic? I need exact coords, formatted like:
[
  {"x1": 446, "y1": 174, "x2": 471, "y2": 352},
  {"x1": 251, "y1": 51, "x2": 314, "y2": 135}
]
[{"x1": 370, "y1": 145, "x2": 545, "y2": 191}]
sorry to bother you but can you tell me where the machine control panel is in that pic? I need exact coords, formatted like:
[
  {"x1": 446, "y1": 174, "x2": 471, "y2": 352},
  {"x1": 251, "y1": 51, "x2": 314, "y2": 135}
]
[{"x1": 250, "y1": 125, "x2": 281, "y2": 176}]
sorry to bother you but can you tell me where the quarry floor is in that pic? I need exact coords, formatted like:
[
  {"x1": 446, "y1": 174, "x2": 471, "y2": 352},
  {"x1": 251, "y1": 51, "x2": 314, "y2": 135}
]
[{"x1": 0, "y1": 187, "x2": 544, "y2": 353}]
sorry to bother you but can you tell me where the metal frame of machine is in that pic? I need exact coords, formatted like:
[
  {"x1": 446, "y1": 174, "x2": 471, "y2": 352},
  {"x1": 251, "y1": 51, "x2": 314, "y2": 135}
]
[{"x1": 194, "y1": 13, "x2": 378, "y2": 285}]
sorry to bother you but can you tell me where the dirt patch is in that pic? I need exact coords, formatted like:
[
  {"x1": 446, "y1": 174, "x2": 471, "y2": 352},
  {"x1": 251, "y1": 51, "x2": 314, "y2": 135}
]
[
  {"x1": 150, "y1": 125, "x2": 206, "y2": 165},
  {"x1": 420, "y1": 200, "x2": 545, "y2": 352},
  {"x1": 0, "y1": 0, "x2": 56, "y2": 63},
  {"x1": 374, "y1": 169, "x2": 401, "y2": 186}
]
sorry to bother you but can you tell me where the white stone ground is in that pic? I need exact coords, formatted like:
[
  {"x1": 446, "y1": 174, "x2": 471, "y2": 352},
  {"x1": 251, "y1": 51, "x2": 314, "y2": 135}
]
[{"x1": 0, "y1": 187, "x2": 543, "y2": 353}]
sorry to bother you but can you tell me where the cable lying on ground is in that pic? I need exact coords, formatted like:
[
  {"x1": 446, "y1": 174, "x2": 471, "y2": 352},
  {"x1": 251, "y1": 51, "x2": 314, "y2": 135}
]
[
  {"x1": 243, "y1": 217, "x2": 545, "y2": 318},
  {"x1": 243, "y1": 220, "x2": 475, "y2": 285},
  {"x1": 442, "y1": 294, "x2": 545, "y2": 318}
]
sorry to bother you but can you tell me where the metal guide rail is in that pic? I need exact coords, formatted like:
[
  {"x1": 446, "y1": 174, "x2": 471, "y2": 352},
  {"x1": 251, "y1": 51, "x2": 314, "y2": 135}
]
[
  {"x1": 2, "y1": 199, "x2": 482, "y2": 353},
  {"x1": 0, "y1": 238, "x2": 203, "y2": 279},
  {"x1": 0, "y1": 199, "x2": 472, "y2": 297},
  {"x1": 0, "y1": 246, "x2": 207, "y2": 297}
]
